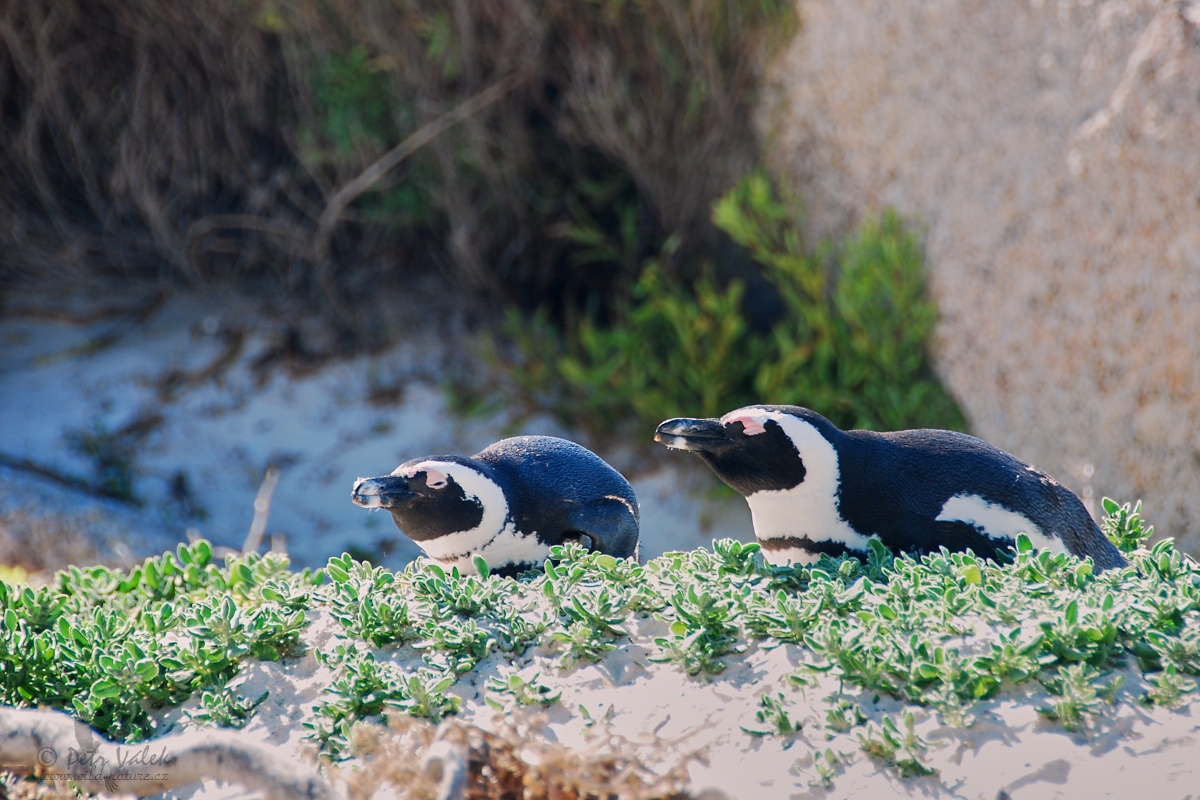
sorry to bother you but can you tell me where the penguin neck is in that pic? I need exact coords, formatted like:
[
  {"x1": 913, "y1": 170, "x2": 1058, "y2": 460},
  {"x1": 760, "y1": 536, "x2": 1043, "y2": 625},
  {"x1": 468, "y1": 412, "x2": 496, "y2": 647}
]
[
  {"x1": 404, "y1": 461, "x2": 513, "y2": 561},
  {"x1": 743, "y1": 411, "x2": 870, "y2": 563}
]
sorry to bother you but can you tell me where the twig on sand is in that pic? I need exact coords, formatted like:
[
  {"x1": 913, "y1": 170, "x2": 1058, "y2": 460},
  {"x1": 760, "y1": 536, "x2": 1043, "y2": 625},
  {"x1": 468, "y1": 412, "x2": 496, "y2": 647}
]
[
  {"x1": 1, "y1": 292, "x2": 167, "y2": 326},
  {"x1": 0, "y1": 453, "x2": 122, "y2": 504},
  {"x1": 243, "y1": 466, "x2": 282, "y2": 554}
]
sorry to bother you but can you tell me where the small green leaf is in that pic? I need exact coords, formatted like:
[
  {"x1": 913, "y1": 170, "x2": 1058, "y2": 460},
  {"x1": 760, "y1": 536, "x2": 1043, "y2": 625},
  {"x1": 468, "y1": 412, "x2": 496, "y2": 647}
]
[
  {"x1": 234, "y1": 563, "x2": 254, "y2": 585},
  {"x1": 326, "y1": 562, "x2": 350, "y2": 583}
]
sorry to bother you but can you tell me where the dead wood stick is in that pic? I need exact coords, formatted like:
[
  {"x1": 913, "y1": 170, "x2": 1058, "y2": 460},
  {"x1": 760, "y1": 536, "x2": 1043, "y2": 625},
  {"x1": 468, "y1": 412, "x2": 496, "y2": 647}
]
[
  {"x1": 243, "y1": 466, "x2": 281, "y2": 554},
  {"x1": 0, "y1": 453, "x2": 123, "y2": 504},
  {"x1": 0, "y1": 706, "x2": 334, "y2": 800}
]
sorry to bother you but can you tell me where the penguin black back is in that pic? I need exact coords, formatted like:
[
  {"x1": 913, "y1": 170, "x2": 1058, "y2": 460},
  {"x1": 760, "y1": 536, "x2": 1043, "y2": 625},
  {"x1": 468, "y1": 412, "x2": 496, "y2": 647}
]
[
  {"x1": 353, "y1": 435, "x2": 639, "y2": 576},
  {"x1": 473, "y1": 436, "x2": 640, "y2": 558},
  {"x1": 656, "y1": 404, "x2": 1126, "y2": 571}
]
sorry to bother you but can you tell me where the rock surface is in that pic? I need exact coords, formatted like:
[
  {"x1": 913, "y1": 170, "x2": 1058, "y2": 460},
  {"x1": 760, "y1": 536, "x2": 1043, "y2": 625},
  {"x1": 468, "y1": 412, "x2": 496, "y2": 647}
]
[{"x1": 767, "y1": 0, "x2": 1200, "y2": 550}]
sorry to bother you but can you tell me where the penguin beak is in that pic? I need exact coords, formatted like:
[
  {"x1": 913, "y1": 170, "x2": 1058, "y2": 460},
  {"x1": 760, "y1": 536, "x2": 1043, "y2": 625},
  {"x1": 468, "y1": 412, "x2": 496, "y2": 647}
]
[
  {"x1": 352, "y1": 475, "x2": 417, "y2": 509},
  {"x1": 654, "y1": 417, "x2": 730, "y2": 452}
]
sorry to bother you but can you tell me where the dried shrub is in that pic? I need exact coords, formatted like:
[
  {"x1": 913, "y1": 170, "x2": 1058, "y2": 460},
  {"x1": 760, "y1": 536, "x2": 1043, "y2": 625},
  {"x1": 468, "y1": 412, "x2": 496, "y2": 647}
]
[
  {"x1": 0, "y1": 0, "x2": 795, "y2": 337},
  {"x1": 0, "y1": 0, "x2": 306, "y2": 289},
  {"x1": 548, "y1": 0, "x2": 793, "y2": 236},
  {"x1": 338, "y1": 713, "x2": 699, "y2": 800}
]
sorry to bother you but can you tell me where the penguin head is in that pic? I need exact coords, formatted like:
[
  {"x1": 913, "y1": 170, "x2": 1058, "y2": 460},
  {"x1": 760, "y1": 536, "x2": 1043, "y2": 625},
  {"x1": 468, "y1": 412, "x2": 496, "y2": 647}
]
[
  {"x1": 655, "y1": 405, "x2": 839, "y2": 496},
  {"x1": 352, "y1": 456, "x2": 504, "y2": 544}
]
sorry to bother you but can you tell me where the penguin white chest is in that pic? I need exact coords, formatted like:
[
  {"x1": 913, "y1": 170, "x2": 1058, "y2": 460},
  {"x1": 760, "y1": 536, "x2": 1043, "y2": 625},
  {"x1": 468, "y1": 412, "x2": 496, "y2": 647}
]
[
  {"x1": 742, "y1": 411, "x2": 872, "y2": 566},
  {"x1": 399, "y1": 462, "x2": 550, "y2": 573}
]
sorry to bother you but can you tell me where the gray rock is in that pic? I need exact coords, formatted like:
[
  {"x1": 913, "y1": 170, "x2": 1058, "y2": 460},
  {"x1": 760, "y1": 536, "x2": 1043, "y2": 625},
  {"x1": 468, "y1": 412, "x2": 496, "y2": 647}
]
[{"x1": 767, "y1": 0, "x2": 1200, "y2": 550}]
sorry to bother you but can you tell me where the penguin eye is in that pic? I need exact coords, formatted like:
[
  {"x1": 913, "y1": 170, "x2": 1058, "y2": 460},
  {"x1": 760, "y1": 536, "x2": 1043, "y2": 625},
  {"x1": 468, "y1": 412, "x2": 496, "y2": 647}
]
[
  {"x1": 725, "y1": 414, "x2": 767, "y2": 436},
  {"x1": 417, "y1": 467, "x2": 448, "y2": 490}
]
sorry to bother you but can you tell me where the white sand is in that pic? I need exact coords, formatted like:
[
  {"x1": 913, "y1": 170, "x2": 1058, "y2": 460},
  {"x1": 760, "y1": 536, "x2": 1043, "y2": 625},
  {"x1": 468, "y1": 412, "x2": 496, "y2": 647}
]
[
  {"x1": 148, "y1": 591, "x2": 1200, "y2": 800},
  {"x1": 0, "y1": 292, "x2": 750, "y2": 571}
]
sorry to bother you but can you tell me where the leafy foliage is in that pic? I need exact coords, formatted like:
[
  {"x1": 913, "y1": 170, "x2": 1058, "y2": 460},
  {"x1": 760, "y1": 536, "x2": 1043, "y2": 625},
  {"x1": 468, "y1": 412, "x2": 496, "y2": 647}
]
[
  {"x1": 185, "y1": 686, "x2": 270, "y2": 729},
  {"x1": 0, "y1": 542, "x2": 319, "y2": 741},
  {"x1": 741, "y1": 691, "x2": 801, "y2": 737},
  {"x1": 720, "y1": 175, "x2": 962, "y2": 430},
  {"x1": 486, "y1": 672, "x2": 562, "y2": 710},
  {"x1": 489, "y1": 171, "x2": 964, "y2": 433},
  {"x1": 5, "y1": 500, "x2": 1197, "y2": 782},
  {"x1": 1102, "y1": 497, "x2": 1155, "y2": 553},
  {"x1": 856, "y1": 711, "x2": 938, "y2": 777}
]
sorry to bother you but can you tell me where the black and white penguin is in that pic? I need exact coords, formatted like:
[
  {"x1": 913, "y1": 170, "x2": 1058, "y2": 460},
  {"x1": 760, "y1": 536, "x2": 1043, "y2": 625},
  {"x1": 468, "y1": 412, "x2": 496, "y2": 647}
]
[
  {"x1": 352, "y1": 435, "x2": 639, "y2": 576},
  {"x1": 655, "y1": 404, "x2": 1126, "y2": 571}
]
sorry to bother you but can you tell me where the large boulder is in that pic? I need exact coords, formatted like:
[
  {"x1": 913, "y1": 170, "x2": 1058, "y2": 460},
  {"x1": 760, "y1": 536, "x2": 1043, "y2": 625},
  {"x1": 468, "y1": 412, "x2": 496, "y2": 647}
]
[{"x1": 767, "y1": 0, "x2": 1200, "y2": 551}]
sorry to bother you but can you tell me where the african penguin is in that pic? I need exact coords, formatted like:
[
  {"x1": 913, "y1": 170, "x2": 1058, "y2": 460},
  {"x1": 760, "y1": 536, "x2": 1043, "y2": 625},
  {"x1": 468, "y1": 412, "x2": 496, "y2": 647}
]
[
  {"x1": 352, "y1": 435, "x2": 639, "y2": 576},
  {"x1": 655, "y1": 404, "x2": 1126, "y2": 571}
]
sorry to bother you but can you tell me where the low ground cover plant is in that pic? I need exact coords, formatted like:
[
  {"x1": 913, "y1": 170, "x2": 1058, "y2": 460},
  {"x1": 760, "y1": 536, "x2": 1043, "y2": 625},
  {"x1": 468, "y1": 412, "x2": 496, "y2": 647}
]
[
  {"x1": 0, "y1": 542, "x2": 318, "y2": 741},
  {"x1": 0, "y1": 499, "x2": 1193, "y2": 784}
]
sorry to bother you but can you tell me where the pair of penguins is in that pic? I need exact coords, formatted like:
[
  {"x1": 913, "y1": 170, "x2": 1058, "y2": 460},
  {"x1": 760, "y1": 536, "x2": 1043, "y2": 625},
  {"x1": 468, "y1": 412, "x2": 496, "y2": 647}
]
[{"x1": 352, "y1": 405, "x2": 1126, "y2": 577}]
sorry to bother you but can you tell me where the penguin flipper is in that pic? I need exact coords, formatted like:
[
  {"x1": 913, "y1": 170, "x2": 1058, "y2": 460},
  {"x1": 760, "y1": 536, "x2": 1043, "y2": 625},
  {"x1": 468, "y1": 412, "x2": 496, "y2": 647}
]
[
  {"x1": 925, "y1": 519, "x2": 1014, "y2": 561},
  {"x1": 566, "y1": 498, "x2": 641, "y2": 561}
]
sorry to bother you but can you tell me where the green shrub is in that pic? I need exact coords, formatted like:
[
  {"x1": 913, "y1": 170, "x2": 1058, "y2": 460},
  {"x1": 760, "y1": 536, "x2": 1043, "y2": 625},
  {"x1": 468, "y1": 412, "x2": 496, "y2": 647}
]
[
  {"x1": 0, "y1": 542, "x2": 320, "y2": 742},
  {"x1": 721, "y1": 174, "x2": 963, "y2": 430},
  {"x1": 488, "y1": 171, "x2": 965, "y2": 434}
]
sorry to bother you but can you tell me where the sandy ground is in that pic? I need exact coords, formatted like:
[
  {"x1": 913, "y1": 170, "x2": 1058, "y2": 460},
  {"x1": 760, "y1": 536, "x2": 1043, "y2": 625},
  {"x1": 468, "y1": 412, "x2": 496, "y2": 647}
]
[
  {"x1": 0, "y1": 290, "x2": 751, "y2": 573},
  {"x1": 154, "y1": 599, "x2": 1200, "y2": 800}
]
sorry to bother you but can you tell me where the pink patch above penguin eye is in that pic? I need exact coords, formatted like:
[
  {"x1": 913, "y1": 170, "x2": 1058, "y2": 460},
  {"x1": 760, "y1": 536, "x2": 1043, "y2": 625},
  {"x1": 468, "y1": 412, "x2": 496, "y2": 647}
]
[
  {"x1": 725, "y1": 415, "x2": 766, "y2": 436},
  {"x1": 423, "y1": 468, "x2": 448, "y2": 489}
]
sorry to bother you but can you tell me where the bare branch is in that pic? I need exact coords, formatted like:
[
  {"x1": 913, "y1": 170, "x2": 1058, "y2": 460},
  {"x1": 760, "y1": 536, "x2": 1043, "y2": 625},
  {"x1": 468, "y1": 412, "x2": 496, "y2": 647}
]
[
  {"x1": 311, "y1": 73, "x2": 524, "y2": 265},
  {"x1": 243, "y1": 465, "x2": 282, "y2": 554},
  {"x1": 0, "y1": 707, "x2": 334, "y2": 800}
]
